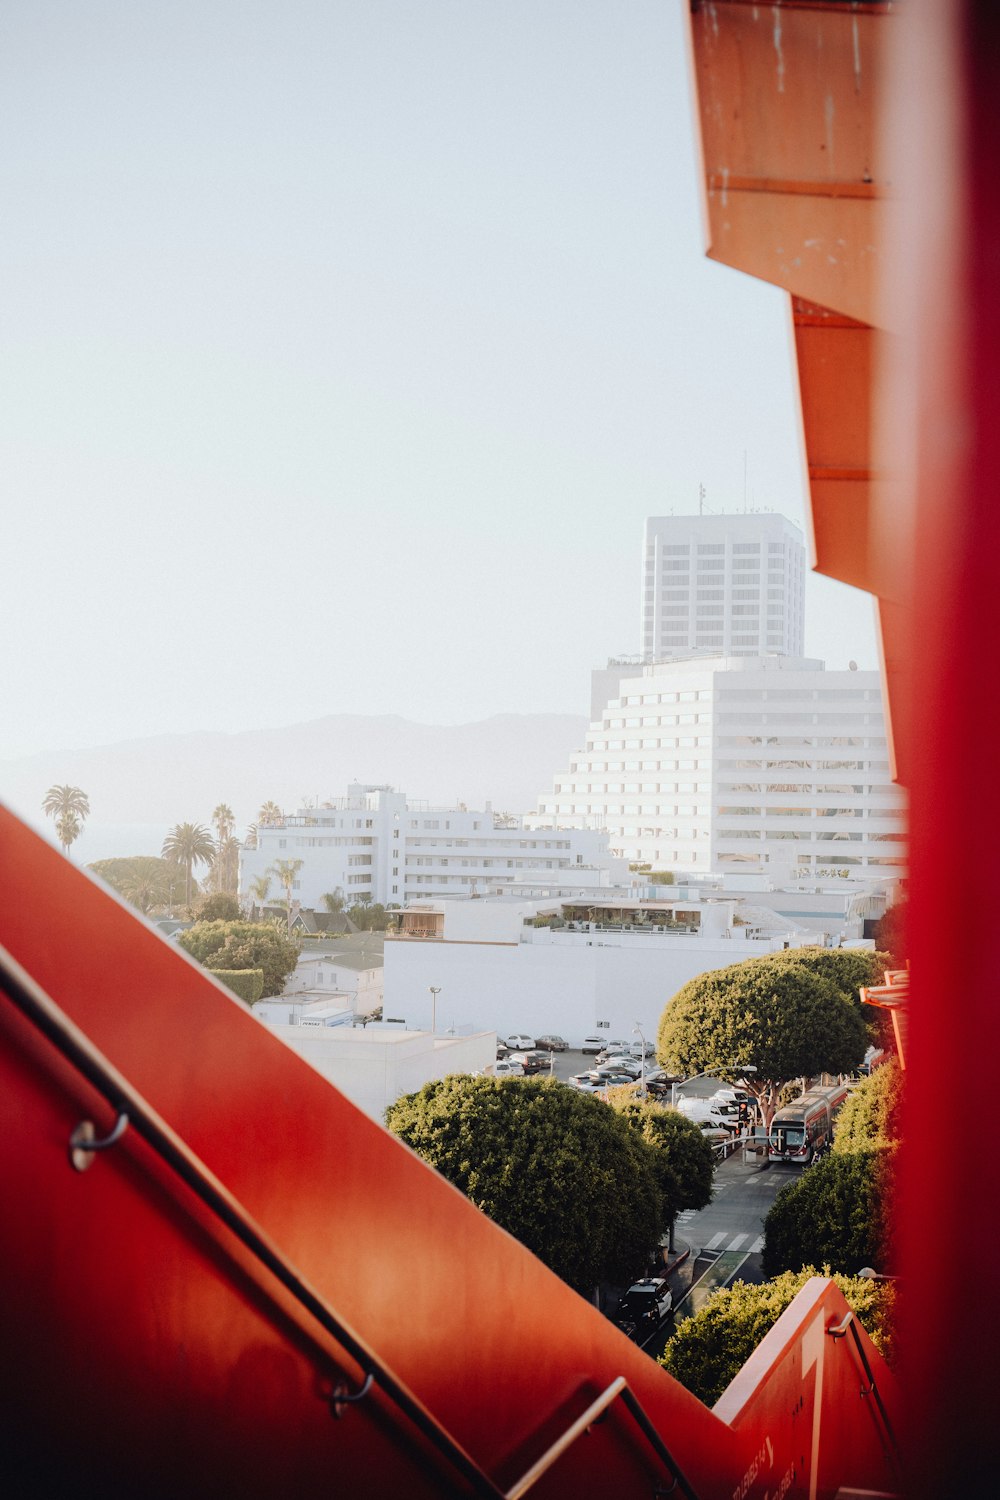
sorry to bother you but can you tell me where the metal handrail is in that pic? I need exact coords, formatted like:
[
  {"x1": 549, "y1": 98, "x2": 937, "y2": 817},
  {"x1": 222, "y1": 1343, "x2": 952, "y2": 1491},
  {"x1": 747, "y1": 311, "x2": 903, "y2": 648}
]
[
  {"x1": 827, "y1": 1310, "x2": 901, "y2": 1477},
  {"x1": 0, "y1": 941, "x2": 501, "y2": 1500},
  {"x1": 0, "y1": 938, "x2": 701, "y2": 1500}
]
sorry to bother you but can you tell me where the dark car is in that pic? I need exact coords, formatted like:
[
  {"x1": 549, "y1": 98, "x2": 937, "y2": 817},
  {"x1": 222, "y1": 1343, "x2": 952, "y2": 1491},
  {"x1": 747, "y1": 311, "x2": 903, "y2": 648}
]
[
  {"x1": 508, "y1": 1050, "x2": 550, "y2": 1075},
  {"x1": 587, "y1": 1068, "x2": 639, "y2": 1089},
  {"x1": 615, "y1": 1278, "x2": 673, "y2": 1340},
  {"x1": 534, "y1": 1034, "x2": 569, "y2": 1052}
]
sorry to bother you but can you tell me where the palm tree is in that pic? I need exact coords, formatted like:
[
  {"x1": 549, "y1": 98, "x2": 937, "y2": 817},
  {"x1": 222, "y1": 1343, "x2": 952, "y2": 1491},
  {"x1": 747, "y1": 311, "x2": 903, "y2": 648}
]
[
  {"x1": 322, "y1": 888, "x2": 346, "y2": 914},
  {"x1": 266, "y1": 858, "x2": 303, "y2": 933},
  {"x1": 258, "y1": 800, "x2": 284, "y2": 827},
  {"x1": 162, "y1": 823, "x2": 216, "y2": 911},
  {"x1": 42, "y1": 784, "x2": 90, "y2": 856},
  {"x1": 249, "y1": 873, "x2": 271, "y2": 921},
  {"x1": 244, "y1": 824, "x2": 259, "y2": 850}
]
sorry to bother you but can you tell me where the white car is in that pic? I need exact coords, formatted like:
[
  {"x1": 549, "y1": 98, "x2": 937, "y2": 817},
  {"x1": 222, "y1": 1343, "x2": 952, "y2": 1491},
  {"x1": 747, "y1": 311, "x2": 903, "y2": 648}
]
[
  {"x1": 493, "y1": 1059, "x2": 525, "y2": 1079},
  {"x1": 505, "y1": 1034, "x2": 536, "y2": 1050}
]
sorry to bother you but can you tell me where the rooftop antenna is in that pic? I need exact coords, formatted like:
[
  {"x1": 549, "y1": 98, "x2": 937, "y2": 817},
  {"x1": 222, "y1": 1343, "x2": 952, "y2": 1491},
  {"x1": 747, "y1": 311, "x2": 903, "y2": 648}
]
[
  {"x1": 699, "y1": 482, "x2": 706, "y2": 516},
  {"x1": 743, "y1": 449, "x2": 748, "y2": 513}
]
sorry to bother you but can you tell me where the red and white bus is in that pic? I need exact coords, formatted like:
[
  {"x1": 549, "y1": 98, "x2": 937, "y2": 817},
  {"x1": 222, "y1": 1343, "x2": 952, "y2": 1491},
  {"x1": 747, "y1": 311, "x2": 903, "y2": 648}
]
[{"x1": 768, "y1": 1084, "x2": 850, "y2": 1165}]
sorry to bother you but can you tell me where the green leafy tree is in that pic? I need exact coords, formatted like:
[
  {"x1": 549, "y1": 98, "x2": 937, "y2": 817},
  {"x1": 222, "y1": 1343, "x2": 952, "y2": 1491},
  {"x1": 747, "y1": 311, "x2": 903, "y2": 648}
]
[
  {"x1": 267, "y1": 857, "x2": 304, "y2": 932},
  {"x1": 762, "y1": 1149, "x2": 896, "y2": 1277},
  {"x1": 348, "y1": 901, "x2": 389, "y2": 932},
  {"x1": 248, "y1": 873, "x2": 271, "y2": 921},
  {"x1": 657, "y1": 953, "x2": 868, "y2": 1127},
  {"x1": 833, "y1": 1060, "x2": 904, "y2": 1154},
  {"x1": 208, "y1": 968, "x2": 265, "y2": 1005},
  {"x1": 42, "y1": 784, "x2": 90, "y2": 856},
  {"x1": 88, "y1": 855, "x2": 187, "y2": 913},
  {"x1": 607, "y1": 1092, "x2": 714, "y2": 1249},
  {"x1": 162, "y1": 823, "x2": 216, "y2": 910},
  {"x1": 178, "y1": 919, "x2": 299, "y2": 998},
  {"x1": 661, "y1": 1268, "x2": 896, "y2": 1407},
  {"x1": 385, "y1": 1076, "x2": 663, "y2": 1294},
  {"x1": 197, "y1": 893, "x2": 241, "y2": 923},
  {"x1": 774, "y1": 947, "x2": 892, "y2": 1047}
]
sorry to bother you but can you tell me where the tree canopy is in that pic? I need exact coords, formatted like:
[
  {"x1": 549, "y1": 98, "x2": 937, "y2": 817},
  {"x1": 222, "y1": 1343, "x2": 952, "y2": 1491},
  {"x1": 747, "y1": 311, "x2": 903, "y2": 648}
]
[
  {"x1": 178, "y1": 919, "x2": 299, "y2": 997},
  {"x1": 385, "y1": 1075, "x2": 664, "y2": 1294},
  {"x1": 762, "y1": 1149, "x2": 896, "y2": 1276},
  {"x1": 661, "y1": 1267, "x2": 896, "y2": 1407},
  {"x1": 88, "y1": 855, "x2": 193, "y2": 913},
  {"x1": 657, "y1": 952, "x2": 869, "y2": 1125},
  {"x1": 197, "y1": 893, "x2": 242, "y2": 923},
  {"x1": 833, "y1": 1060, "x2": 903, "y2": 1154},
  {"x1": 772, "y1": 946, "x2": 892, "y2": 1047},
  {"x1": 606, "y1": 1092, "x2": 714, "y2": 1236}
]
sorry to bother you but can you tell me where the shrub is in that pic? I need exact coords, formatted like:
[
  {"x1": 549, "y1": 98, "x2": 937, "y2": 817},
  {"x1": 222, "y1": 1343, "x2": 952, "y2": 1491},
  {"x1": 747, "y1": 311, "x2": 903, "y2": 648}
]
[
  {"x1": 661, "y1": 1267, "x2": 896, "y2": 1406},
  {"x1": 208, "y1": 968, "x2": 264, "y2": 1005}
]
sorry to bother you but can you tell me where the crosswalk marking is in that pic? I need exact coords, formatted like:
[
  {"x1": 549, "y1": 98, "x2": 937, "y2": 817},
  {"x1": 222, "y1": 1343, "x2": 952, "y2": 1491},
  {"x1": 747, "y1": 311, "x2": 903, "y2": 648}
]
[
  {"x1": 750, "y1": 1235, "x2": 764, "y2": 1254},
  {"x1": 727, "y1": 1233, "x2": 749, "y2": 1251},
  {"x1": 706, "y1": 1232, "x2": 728, "y2": 1250}
]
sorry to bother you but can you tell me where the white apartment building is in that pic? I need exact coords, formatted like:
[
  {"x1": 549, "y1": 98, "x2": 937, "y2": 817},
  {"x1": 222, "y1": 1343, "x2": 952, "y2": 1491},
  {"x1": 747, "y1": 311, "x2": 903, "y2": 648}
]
[
  {"x1": 641, "y1": 512, "x2": 806, "y2": 662},
  {"x1": 239, "y1": 783, "x2": 625, "y2": 910},
  {"x1": 532, "y1": 655, "x2": 907, "y2": 878}
]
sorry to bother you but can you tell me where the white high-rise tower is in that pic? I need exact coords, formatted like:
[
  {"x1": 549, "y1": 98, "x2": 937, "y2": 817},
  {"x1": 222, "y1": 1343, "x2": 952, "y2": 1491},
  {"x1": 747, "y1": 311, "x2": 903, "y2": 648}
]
[{"x1": 641, "y1": 512, "x2": 806, "y2": 662}]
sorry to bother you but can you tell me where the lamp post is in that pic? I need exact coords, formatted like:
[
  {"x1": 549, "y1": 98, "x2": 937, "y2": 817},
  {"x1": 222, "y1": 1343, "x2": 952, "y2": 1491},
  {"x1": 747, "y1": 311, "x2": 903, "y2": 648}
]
[
  {"x1": 429, "y1": 986, "x2": 441, "y2": 1035},
  {"x1": 632, "y1": 1022, "x2": 647, "y2": 1096}
]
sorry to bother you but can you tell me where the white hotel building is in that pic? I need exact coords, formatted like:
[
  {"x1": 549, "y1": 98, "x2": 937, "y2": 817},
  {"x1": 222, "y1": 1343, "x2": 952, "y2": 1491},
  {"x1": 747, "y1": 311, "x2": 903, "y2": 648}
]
[
  {"x1": 239, "y1": 784, "x2": 625, "y2": 910},
  {"x1": 641, "y1": 511, "x2": 806, "y2": 662},
  {"x1": 531, "y1": 655, "x2": 907, "y2": 879}
]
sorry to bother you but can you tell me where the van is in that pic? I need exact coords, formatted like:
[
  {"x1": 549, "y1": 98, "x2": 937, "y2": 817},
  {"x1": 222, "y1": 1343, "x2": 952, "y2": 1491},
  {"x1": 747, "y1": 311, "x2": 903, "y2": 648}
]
[{"x1": 675, "y1": 1098, "x2": 730, "y2": 1130}]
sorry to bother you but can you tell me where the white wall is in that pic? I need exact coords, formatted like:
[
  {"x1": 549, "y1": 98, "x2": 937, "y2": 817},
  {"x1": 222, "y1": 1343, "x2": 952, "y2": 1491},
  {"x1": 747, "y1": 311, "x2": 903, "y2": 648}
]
[
  {"x1": 383, "y1": 930, "x2": 797, "y2": 1046},
  {"x1": 269, "y1": 1025, "x2": 495, "y2": 1120}
]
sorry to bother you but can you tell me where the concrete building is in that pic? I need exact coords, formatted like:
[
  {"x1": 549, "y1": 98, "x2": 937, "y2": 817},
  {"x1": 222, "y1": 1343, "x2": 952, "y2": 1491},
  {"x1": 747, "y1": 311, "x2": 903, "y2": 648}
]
[
  {"x1": 383, "y1": 895, "x2": 829, "y2": 1047},
  {"x1": 256, "y1": 934, "x2": 385, "y2": 1025},
  {"x1": 641, "y1": 511, "x2": 806, "y2": 663},
  {"x1": 269, "y1": 1024, "x2": 495, "y2": 1122},
  {"x1": 533, "y1": 654, "x2": 907, "y2": 877},
  {"x1": 239, "y1": 783, "x2": 626, "y2": 910}
]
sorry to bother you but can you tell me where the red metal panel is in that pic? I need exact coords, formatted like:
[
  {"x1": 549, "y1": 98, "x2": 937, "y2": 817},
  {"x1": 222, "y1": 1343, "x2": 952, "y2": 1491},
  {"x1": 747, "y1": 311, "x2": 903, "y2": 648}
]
[
  {"x1": 0, "y1": 808, "x2": 902, "y2": 1495},
  {"x1": 0, "y1": 808, "x2": 745, "y2": 1496}
]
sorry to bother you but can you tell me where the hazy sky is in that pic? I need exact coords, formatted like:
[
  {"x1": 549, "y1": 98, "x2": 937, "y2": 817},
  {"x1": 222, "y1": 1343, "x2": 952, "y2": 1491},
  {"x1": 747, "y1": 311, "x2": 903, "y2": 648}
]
[{"x1": 1, "y1": 0, "x2": 878, "y2": 763}]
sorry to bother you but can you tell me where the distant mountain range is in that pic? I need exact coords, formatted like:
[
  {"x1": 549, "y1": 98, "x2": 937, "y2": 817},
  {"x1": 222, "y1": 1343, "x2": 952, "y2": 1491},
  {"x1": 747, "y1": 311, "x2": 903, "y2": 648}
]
[{"x1": 0, "y1": 713, "x2": 589, "y2": 858}]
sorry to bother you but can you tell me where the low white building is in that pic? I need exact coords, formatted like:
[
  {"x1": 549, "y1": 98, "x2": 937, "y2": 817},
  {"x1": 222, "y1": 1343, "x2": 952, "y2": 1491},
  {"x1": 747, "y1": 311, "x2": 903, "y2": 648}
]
[
  {"x1": 239, "y1": 783, "x2": 626, "y2": 911},
  {"x1": 533, "y1": 655, "x2": 907, "y2": 879},
  {"x1": 269, "y1": 1025, "x2": 495, "y2": 1121},
  {"x1": 383, "y1": 896, "x2": 824, "y2": 1047}
]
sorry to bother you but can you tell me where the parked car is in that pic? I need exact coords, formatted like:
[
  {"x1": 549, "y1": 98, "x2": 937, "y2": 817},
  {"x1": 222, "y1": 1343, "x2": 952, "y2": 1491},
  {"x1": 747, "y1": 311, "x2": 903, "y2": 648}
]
[
  {"x1": 581, "y1": 1036, "x2": 606, "y2": 1054},
  {"x1": 505, "y1": 1034, "x2": 536, "y2": 1051},
  {"x1": 628, "y1": 1040, "x2": 657, "y2": 1059},
  {"x1": 598, "y1": 1055, "x2": 643, "y2": 1077},
  {"x1": 616, "y1": 1278, "x2": 673, "y2": 1340},
  {"x1": 493, "y1": 1059, "x2": 525, "y2": 1079},
  {"x1": 597, "y1": 1040, "x2": 630, "y2": 1060},
  {"x1": 508, "y1": 1050, "x2": 550, "y2": 1075},
  {"x1": 534, "y1": 1034, "x2": 569, "y2": 1052},
  {"x1": 567, "y1": 1073, "x2": 605, "y2": 1092},
  {"x1": 587, "y1": 1068, "x2": 639, "y2": 1089}
]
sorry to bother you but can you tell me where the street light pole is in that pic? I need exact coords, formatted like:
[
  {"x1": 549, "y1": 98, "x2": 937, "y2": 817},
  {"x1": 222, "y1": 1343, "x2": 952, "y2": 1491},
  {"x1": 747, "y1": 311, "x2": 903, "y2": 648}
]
[
  {"x1": 429, "y1": 986, "x2": 441, "y2": 1035},
  {"x1": 632, "y1": 1021, "x2": 647, "y2": 1096}
]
